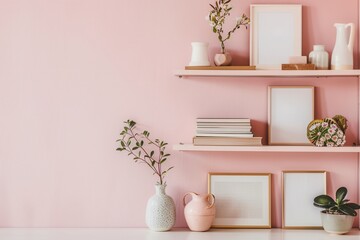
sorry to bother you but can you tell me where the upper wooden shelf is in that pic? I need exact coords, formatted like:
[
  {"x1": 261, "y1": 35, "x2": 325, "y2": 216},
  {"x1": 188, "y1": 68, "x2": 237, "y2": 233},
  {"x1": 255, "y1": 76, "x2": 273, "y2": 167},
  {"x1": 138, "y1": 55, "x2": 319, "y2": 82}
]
[
  {"x1": 174, "y1": 69, "x2": 360, "y2": 78},
  {"x1": 173, "y1": 144, "x2": 360, "y2": 153}
]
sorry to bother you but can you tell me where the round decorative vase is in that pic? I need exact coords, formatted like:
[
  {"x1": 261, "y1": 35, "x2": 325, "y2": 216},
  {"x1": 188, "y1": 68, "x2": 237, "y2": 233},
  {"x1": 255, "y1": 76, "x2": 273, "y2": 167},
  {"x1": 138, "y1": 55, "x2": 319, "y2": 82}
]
[
  {"x1": 189, "y1": 42, "x2": 211, "y2": 66},
  {"x1": 309, "y1": 45, "x2": 329, "y2": 70},
  {"x1": 145, "y1": 184, "x2": 176, "y2": 232},
  {"x1": 183, "y1": 192, "x2": 216, "y2": 231},
  {"x1": 331, "y1": 23, "x2": 355, "y2": 70},
  {"x1": 214, "y1": 53, "x2": 232, "y2": 66},
  {"x1": 321, "y1": 211, "x2": 354, "y2": 234}
]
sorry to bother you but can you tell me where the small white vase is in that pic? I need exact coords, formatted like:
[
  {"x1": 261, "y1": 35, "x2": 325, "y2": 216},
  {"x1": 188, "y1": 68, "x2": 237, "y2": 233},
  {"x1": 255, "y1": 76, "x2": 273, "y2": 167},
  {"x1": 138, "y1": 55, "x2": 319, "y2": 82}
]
[
  {"x1": 309, "y1": 45, "x2": 329, "y2": 70},
  {"x1": 189, "y1": 42, "x2": 211, "y2": 66},
  {"x1": 145, "y1": 184, "x2": 176, "y2": 231}
]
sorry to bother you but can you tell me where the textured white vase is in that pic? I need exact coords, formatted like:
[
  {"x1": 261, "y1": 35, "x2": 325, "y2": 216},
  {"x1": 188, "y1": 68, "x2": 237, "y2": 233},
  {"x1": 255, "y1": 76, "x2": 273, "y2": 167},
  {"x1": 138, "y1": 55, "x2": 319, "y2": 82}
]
[
  {"x1": 189, "y1": 42, "x2": 211, "y2": 66},
  {"x1": 145, "y1": 184, "x2": 176, "y2": 231},
  {"x1": 309, "y1": 45, "x2": 329, "y2": 70}
]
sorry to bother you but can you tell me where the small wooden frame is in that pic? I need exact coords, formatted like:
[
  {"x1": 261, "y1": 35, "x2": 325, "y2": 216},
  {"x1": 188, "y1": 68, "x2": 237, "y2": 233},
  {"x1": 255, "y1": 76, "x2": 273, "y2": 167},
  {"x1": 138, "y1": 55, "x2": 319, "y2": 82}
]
[
  {"x1": 208, "y1": 173, "x2": 271, "y2": 228},
  {"x1": 281, "y1": 64, "x2": 315, "y2": 70},
  {"x1": 282, "y1": 171, "x2": 327, "y2": 229},
  {"x1": 268, "y1": 86, "x2": 314, "y2": 145}
]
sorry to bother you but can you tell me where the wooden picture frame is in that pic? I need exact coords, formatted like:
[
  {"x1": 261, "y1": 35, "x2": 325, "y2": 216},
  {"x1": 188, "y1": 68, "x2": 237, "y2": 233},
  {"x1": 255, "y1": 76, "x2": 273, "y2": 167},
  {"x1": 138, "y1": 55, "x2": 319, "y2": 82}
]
[
  {"x1": 268, "y1": 86, "x2": 314, "y2": 145},
  {"x1": 208, "y1": 173, "x2": 271, "y2": 228},
  {"x1": 282, "y1": 171, "x2": 327, "y2": 229},
  {"x1": 250, "y1": 4, "x2": 302, "y2": 69}
]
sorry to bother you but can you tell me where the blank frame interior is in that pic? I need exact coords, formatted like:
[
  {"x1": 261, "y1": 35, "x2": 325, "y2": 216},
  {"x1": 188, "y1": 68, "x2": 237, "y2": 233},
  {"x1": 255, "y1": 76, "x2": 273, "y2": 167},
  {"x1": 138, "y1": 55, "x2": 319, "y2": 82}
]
[
  {"x1": 250, "y1": 4, "x2": 302, "y2": 69},
  {"x1": 282, "y1": 171, "x2": 327, "y2": 229},
  {"x1": 268, "y1": 86, "x2": 314, "y2": 145},
  {"x1": 208, "y1": 173, "x2": 271, "y2": 228}
]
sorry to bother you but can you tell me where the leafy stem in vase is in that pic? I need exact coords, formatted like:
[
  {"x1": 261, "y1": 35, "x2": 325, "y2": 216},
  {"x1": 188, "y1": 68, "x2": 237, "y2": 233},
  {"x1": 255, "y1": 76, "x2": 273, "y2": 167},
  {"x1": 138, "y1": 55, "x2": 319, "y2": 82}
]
[{"x1": 116, "y1": 120, "x2": 173, "y2": 185}]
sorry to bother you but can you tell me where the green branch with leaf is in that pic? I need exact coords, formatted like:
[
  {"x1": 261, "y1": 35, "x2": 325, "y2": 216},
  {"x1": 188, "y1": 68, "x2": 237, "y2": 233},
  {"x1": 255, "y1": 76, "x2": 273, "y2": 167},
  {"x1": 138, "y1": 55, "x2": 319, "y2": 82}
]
[
  {"x1": 207, "y1": 0, "x2": 250, "y2": 54},
  {"x1": 116, "y1": 120, "x2": 173, "y2": 185}
]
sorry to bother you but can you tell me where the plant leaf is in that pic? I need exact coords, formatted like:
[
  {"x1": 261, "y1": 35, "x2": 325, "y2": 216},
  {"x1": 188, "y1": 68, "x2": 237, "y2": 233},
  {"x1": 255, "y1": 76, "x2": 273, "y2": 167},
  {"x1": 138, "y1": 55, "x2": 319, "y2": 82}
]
[
  {"x1": 344, "y1": 203, "x2": 360, "y2": 210},
  {"x1": 336, "y1": 187, "x2": 347, "y2": 203},
  {"x1": 314, "y1": 195, "x2": 336, "y2": 207},
  {"x1": 339, "y1": 205, "x2": 357, "y2": 216}
]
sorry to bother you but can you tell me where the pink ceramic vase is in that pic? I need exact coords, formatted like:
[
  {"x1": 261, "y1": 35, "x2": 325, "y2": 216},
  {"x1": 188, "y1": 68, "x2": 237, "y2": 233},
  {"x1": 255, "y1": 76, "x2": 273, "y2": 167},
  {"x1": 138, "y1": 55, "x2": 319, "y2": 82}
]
[
  {"x1": 214, "y1": 53, "x2": 232, "y2": 66},
  {"x1": 183, "y1": 192, "x2": 216, "y2": 231}
]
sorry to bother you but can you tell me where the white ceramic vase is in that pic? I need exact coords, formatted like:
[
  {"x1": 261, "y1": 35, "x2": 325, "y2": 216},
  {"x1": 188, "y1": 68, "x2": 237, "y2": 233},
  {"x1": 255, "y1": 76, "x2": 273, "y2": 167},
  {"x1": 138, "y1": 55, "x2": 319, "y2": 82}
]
[
  {"x1": 189, "y1": 42, "x2": 211, "y2": 66},
  {"x1": 331, "y1": 23, "x2": 355, "y2": 70},
  {"x1": 145, "y1": 184, "x2": 176, "y2": 231},
  {"x1": 309, "y1": 45, "x2": 329, "y2": 70},
  {"x1": 321, "y1": 211, "x2": 354, "y2": 234}
]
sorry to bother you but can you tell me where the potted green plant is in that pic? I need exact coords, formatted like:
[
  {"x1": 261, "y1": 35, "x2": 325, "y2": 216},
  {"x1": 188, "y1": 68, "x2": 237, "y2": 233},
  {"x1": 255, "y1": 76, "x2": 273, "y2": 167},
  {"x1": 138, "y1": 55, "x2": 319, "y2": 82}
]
[
  {"x1": 313, "y1": 186, "x2": 360, "y2": 234},
  {"x1": 116, "y1": 120, "x2": 175, "y2": 231},
  {"x1": 207, "y1": 0, "x2": 250, "y2": 66}
]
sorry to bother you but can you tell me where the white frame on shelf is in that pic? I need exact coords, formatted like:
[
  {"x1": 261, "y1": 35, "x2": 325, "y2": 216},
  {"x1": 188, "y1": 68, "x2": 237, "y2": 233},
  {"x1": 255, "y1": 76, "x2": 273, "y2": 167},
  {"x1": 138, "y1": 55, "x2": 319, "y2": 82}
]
[
  {"x1": 250, "y1": 4, "x2": 302, "y2": 70},
  {"x1": 268, "y1": 86, "x2": 314, "y2": 145},
  {"x1": 209, "y1": 173, "x2": 272, "y2": 228},
  {"x1": 282, "y1": 171, "x2": 327, "y2": 229}
]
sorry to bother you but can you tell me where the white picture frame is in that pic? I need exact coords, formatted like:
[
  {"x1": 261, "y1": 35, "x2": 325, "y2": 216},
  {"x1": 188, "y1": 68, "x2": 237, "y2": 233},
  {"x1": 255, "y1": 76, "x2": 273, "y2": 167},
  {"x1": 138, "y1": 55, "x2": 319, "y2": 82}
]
[
  {"x1": 208, "y1": 173, "x2": 271, "y2": 228},
  {"x1": 282, "y1": 171, "x2": 327, "y2": 229},
  {"x1": 250, "y1": 4, "x2": 302, "y2": 69},
  {"x1": 268, "y1": 86, "x2": 314, "y2": 145}
]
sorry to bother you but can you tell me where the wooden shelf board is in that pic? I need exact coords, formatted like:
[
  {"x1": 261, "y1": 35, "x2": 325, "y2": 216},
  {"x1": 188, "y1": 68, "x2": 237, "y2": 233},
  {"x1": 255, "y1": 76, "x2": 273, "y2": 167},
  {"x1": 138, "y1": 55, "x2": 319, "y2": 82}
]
[
  {"x1": 174, "y1": 69, "x2": 360, "y2": 78},
  {"x1": 173, "y1": 144, "x2": 360, "y2": 153}
]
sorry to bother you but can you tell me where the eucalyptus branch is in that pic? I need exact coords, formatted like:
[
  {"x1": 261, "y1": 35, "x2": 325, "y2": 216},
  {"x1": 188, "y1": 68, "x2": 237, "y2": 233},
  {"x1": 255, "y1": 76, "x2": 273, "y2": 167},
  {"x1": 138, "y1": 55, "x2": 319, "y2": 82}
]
[
  {"x1": 119, "y1": 129, "x2": 160, "y2": 176},
  {"x1": 116, "y1": 120, "x2": 173, "y2": 185}
]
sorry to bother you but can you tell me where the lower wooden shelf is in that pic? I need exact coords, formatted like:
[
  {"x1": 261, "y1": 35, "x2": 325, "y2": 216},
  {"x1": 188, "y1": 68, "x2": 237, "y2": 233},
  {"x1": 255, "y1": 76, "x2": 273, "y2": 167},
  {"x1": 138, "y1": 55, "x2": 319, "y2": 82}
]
[
  {"x1": 173, "y1": 144, "x2": 360, "y2": 153},
  {"x1": 0, "y1": 228, "x2": 359, "y2": 240}
]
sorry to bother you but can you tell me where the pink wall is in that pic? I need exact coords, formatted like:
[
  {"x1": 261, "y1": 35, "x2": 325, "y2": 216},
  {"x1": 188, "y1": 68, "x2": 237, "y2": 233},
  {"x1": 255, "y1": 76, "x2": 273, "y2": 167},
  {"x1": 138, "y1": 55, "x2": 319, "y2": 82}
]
[{"x1": 0, "y1": 0, "x2": 358, "y2": 228}]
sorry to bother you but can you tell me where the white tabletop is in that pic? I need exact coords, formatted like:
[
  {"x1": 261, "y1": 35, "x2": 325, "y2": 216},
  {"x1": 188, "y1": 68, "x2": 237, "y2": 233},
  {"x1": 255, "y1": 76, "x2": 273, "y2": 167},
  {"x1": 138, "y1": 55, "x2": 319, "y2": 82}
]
[{"x1": 0, "y1": 228, "x2": 359, "y2": 240}]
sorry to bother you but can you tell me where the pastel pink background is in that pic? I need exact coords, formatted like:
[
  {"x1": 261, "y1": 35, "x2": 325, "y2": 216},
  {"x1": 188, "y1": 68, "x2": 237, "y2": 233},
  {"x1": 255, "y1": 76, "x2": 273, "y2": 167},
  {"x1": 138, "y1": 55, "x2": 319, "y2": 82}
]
[{"x1": 0, "y1": 0, "x2": 359, "y2": 228}]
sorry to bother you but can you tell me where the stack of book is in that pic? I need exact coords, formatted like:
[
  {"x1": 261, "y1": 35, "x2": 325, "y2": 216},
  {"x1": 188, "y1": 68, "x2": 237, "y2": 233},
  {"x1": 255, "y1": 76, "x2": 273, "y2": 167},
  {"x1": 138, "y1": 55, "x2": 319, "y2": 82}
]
[{"x1": 193, "y1": 118, "x2": 262, "y2": 146}]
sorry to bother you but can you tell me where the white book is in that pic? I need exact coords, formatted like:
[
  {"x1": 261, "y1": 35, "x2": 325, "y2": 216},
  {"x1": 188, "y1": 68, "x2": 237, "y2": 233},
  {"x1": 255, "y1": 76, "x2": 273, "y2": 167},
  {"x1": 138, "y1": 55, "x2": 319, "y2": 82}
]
[
  {"x1": 196, "y1": 127, "x2": 252, "y2": 131},
  {"x1": 197, "y1": 124, "x2": 251, "y2": 128},
  {"x1": 197, "y1": 130, "x2": 252, "y2": 134},
  {"x1": 196, "y1": 133, "x2": 254, "y2": 138},
  {"x1": 193, "y1": 136, "x2": 263, "y2": 146},
  {"x1": 197, "y1": 118, "x2": 251, "y2": 123}
]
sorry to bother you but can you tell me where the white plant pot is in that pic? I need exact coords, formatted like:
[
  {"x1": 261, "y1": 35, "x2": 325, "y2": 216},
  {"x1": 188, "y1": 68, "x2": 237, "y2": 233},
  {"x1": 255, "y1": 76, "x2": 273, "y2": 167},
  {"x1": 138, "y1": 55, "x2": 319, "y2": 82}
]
[{"x1": 321, "y1": 211, "x2": 354, "y2": 234}]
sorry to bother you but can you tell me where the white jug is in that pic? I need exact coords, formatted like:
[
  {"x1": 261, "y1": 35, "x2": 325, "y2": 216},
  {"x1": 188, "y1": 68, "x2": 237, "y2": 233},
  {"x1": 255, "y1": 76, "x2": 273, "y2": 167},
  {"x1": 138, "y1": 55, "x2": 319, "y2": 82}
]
[{"x1": 331, "y1": 23, "x2": 355, "y2": 70}]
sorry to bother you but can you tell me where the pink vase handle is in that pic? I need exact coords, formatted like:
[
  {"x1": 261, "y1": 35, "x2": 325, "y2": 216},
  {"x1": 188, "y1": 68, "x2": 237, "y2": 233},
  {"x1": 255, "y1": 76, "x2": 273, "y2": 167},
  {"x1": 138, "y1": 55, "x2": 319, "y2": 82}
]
[
  {"x1": 207, "y1": 194, "x2": 215, "y2": 208},
  {"x1": 183, "y1": 192, "x2": 198, "y2": 206}
]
